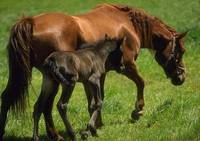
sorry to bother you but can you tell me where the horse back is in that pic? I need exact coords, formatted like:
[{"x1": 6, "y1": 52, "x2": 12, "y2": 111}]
[{"x1": 73, "y1": 5, "x2": 132, "y2": 42}]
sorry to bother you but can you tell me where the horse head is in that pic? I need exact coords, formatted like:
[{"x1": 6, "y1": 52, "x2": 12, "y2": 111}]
[{"x1": 153, "y1": 31, "x2": 187, "y2": 85}]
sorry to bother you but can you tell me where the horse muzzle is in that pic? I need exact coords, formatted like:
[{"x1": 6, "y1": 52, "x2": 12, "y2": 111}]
[{"x1": 171, "y1": 73, "x2": 185, "y2": 86}]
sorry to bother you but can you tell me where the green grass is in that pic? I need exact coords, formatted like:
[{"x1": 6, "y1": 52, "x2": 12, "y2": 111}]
[{"x1": 0, "y1": 0, "x2": 200, "y2": 141}]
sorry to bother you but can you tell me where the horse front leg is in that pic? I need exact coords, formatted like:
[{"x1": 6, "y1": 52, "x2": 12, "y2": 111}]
[
  {"x1": 123, "y1": 62, "x2": 145, "y2": 121},
  {"x1": 32, "y1": 74, "x2": 60, "y2": 141}
]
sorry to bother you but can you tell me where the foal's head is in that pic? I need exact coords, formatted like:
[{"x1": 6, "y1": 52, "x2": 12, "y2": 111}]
[
  {"x1": 98, "y1": 35, "x2": 124, "y2": 71},
  {"x1": 98, "y1": 35, "x2": 123, "y2": 53},
  {"x1": 152, "y1": 31, "x2": 187, "y2": 85}
]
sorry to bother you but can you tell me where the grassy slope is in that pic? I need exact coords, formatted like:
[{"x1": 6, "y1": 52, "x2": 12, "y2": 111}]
[{"x1": 0, "y1": 0, "x2": 200, "y2": 141}]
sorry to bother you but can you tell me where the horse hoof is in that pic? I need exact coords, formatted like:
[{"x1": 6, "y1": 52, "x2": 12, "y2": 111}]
[{"x1": 131, "y1": 110, "x2": 144, "y2": 121}]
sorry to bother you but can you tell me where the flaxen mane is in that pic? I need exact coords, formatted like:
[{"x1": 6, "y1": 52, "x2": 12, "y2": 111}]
[{"x1": 80, "y1": 36, "x2": 118, "y2": 50}]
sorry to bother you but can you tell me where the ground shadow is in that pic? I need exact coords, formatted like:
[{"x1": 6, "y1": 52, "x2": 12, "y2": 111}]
[
  {"x1": 4, "y1": 129, "x2": 90, "y2": 141},
  {"x1": 4, "y1": 134, "x2": 48, "y2": 141},
  {"x1": 147, "y1": 99, "x2": 173, "y2": 128}
]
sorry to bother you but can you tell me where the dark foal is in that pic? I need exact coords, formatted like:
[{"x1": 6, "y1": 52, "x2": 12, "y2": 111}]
[{"x1": 43, "y1": 37, "x2": 124, "y2": 141}]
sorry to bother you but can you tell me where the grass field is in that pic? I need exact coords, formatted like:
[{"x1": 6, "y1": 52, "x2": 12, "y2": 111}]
[{"x1": 0, "y1": 0, "x2": 200, "y2": 141}]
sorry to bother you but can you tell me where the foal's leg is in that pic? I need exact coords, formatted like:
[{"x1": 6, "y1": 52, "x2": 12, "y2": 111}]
[
  {"x1": 100, "y1": 74, "x2": 106, "y2": 101},
  {"x1": 81, "y1": 79, "x2": 103, "y2": 140},
  {"x1": 86, "y1": 78, "x2": 102, "y2": 136},
  {"x1": 123, "y1": 62, "x2": 145, "y2": 120},
  {"x1": 98, "y1": 74, "x2": 106, "y2": 127},
  {"x1": 83, "y1": 76, "x2": 105, "y2": 129},
  {"x1": 32, "y1": 75, "x2": 58, "y2": 141},
  {"x1": 57, "y1": 84, "x2": 76, "y2": 141},
  {"x1": 43, "y1": 84, "x2": 64, "y2": 140}
]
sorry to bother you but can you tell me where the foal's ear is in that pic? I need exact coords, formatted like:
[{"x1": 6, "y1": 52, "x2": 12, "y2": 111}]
[
  {"x1": 118, "y1": 36, "x2": 126, "y2": 45},
  {"x1": 118, "y1": 36, "x2": 126, "y2": 52},
  {"x1": 104, "y1": 34, "x2": 109, "y2": 40}
]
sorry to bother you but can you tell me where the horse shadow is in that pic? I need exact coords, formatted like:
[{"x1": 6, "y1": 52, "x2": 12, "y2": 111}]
[
  {"x1": 4, "y1": 135, "x2": 48, "y2": 141},
  {"x1": 4, "y1": 130, "x2": 85, "y2": 141},
  {"x1": 147, "y1": 99, "x2": 173, "y2": 128},
  {"x1": 4, "y1": 99, "x2": 173, "y2": 140},
  {"x1": 106, "y1": 99, "x2": 173, "y2": 127}
]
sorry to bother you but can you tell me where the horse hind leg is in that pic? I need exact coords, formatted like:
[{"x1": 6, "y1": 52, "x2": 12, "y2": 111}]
[
  {"x1": 32, "y1": 74, "x2": 61, "y2": 141},
  {"x1": 0, "y1": 89, "x2": 12, "y2": 140}
]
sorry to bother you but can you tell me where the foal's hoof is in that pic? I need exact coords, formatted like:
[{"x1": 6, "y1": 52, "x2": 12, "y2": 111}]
[
  {"x1": 46, "y1": 129, "x2": 64, "y2": 141},
  {"x1": 87, "y1": 124, "x2": 98, "y2": 137},
  {"x1": 47, "y1": 133, "x2": 64, "y2": 141},
  {"x1": 131, "y1": 110, "x2": 144, "y2": 121},
  {"x1": 56, "y1": 135, "x2": 64, "y2": 141},
  {"x1": 80, "y1": 127, "x2": 98, "y2": 140},
  {"x1": 32, "y1": 136, "x2": 39, "y2": 141},
  {"x1": 80, "y1": 130, "x2": 90, "y2": 140},
  {"x1": 95, "y1": 121, "x2": 104, "y2": 129}
]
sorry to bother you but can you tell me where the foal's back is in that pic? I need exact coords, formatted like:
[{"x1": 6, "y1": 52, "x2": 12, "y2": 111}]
[{"x1": 44, "y1": 38, "x2": 122, "y2": 83}]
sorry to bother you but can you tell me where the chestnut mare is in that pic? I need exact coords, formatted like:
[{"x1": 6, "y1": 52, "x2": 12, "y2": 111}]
[{"x1": 0, "y1": 3, "x2": 186, "y2": 141}]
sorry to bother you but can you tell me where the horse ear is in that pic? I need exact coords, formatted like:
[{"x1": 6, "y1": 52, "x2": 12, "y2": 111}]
[{"x1": 177, "y1": 31, "x2": 188, "y2": 40}]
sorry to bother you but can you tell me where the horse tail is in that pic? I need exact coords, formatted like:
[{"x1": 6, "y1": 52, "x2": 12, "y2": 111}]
[
  {"x1": 3, "y1": 17, "x2": 34, "y2": 113},
  {"x1": 43, "y1": 57, "x2": 69, "y2": 84}
]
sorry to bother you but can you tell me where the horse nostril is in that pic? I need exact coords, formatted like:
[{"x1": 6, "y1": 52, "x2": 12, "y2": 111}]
[
  {"x1": 177, "y1": 75, "x2": 185, "y2": 84},
  {"x1": 177, "y1": 76, "x2": 182, "y2": 82},
  {"x1": 171, "y1": 74, "x2": 185, "y2": 86}
]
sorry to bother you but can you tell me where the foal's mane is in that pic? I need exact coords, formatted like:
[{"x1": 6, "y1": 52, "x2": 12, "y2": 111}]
[
  {"x1": 79, "y1": 37, "x2": 118, "y2": 50},
  {"x1": 100, "y1": 4, "x2": 177, "y2": 49}
]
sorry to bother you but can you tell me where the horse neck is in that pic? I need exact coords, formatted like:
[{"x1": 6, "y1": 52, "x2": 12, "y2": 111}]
[
  {"x1": 127, "y1": 8, "x2": 176, "y2": 50},
  {"x1": 151, "y1": 20, "x2": 177, "y2": 52}
]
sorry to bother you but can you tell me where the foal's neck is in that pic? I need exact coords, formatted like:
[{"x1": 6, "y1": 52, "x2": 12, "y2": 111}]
[{"x1": 97, "y1": 44, "x2": 116, "y2": 62}]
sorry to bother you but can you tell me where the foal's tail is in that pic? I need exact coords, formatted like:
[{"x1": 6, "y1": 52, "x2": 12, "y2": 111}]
[
  {"x1": 2, "y1": 17, "x2": 34, "y2": 112},
  {"x1": 43, "y1": 57, "x2": 69, "y2": 84}
]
